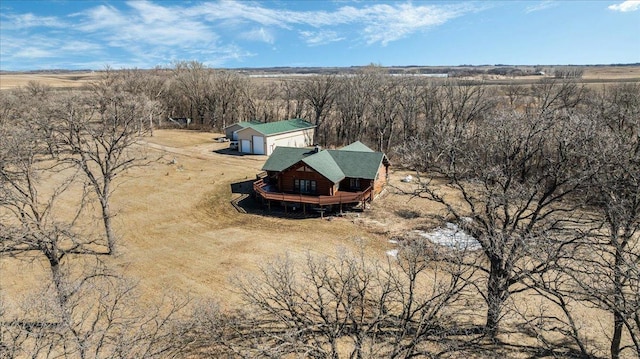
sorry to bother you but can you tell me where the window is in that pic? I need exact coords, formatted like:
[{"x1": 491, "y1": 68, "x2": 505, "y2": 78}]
[
  {"x1": 349, "y1": 178, "x2": 360, "y2": 190},
  {"x1": 296, "y1": 166, "x2": 314, "y2": 172},
  {"x1": 294, "y1": 179, "x2": 316, "y2": 194}
]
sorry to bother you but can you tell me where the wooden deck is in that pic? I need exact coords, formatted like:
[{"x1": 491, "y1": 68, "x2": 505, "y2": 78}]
[{"x1": 253, "y1": 178, "x2": 372, "y2": 206}]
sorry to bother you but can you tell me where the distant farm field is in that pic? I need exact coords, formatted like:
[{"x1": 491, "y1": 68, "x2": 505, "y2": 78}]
[
  {"x1": 2, "y1": 65, "x2": 639, "y2": 90},
  {"x1": 0, "y1": 72, "x2": 101, "y2": 90}
]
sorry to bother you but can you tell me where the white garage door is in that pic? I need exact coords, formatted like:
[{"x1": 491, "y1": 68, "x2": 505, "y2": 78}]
[
  {"x1": 252, "y1": 136, "x2": 265, "y2": 155},
  {"x1": 240, "y1": 139, "x2": 251, "y2": 153}
]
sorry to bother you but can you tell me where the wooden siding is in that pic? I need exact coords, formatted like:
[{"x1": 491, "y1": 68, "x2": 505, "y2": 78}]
[
  {"x1": 338, "y1": 178, "x2": 370, "y2": 192},
  {"x1": 336, "y1": 162, "x2": 388, "y2": 195},
  {"x1": 279, "y1": 163, "x2": 334, "y2": 196}
]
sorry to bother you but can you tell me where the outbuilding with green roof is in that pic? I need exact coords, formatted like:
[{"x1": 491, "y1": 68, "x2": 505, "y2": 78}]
[{"x1": 234, "y1": 119, "x2": 316, "y2": 155}]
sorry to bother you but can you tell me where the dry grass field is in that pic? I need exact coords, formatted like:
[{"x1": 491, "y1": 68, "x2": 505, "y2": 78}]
[
  {"x1": 1, "y1": 129, "x2": 619, "y2": 356},
  {"x1": 1, "y1": 65, "x2": 639, "y2": 90},
  {"x1": 0, "y1": 72, "x2": 100, "y2": 90},
  {"x1": 0, "y1": 129, "x2": 412, "y2": 309}
]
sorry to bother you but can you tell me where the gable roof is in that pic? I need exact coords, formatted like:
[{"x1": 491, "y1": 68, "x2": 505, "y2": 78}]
[
  {"x1": 262, "y1": 147, "x2": 312, "y2": 173},
  {"x1": 223, "y1": 120, "x2": 261, "y2": 130},
  {"x1": 237, "y1": 118, "x2": 315, "y2": 136},
  {"x1": 262, "y1": 142, "x2": 388, "y2": 183},
  {"x1": 339, "y1": 141, "x2": 374, "y2": 153},
  {"x1": 327, "y1": 150, "x2": 384, "y2": 180},
  {"x1": 302, "y1": 150, "x2": 345, "y2": 183}
]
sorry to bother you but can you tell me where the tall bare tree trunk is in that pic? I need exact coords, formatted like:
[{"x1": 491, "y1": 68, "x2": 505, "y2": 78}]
[
  {"x1": 486, "y1": 259, "x2": 508, "y2": 339},
  {"x1": 611, "y1": 245, "x2": 624, "y2": 359},
  {"x1": 100, "y1": 192, "x2": 115, "y2": 255}
]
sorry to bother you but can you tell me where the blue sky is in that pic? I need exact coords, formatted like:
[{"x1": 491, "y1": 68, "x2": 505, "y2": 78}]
[{"x1": 0, "y1": 0, "x2": 638, "y2": 71}]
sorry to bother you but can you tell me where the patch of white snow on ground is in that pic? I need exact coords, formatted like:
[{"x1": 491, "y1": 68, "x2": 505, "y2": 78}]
[
  {"x1": 415, "y1": 223, "x2": 481, "y2": 250},
  {"x1": 386, "y1": 249, "x2": 399, "y2": 257}
]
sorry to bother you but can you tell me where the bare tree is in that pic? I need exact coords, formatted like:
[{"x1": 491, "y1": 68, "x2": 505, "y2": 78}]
[
  {"x1": 370, "y1": 75, "x2": 401, "y2": 152},
  {"x1": 0, "y1": 263, "x2": 191, "y2": 359},
  {"x1": 556, "y1": 102, "x2": 640, "y2": 359},
  {"x1": 501, "y1": 83, "x2": 528, "y2": 108},
  {"x1": 0, "y1": 121, "x2": 98, "y2": 297},
  {"x1": 214, "y1": 242, "x2": 474, "y2": 359},
  {"x1": 170, "y1": 61, "x2": 212, "y2": 126},
  {"x1": 528, "y1": 78, "x2": 586, "y2": 116},
  {"x1": 52, "y1": 85, "x2": 153, "y2": 254},
  {"x1": 397, "y1": 77, "x2": 423, "y2": 145},
  {"x1": 281, "y1": 79, "x2": 306, "y2": 120},
  {"x1": 1, "y1": 78, "x2": 191, "y2": 359},
  {"x1": 244, "y1": 82, "x2": 285, "y2": 124},
  {"x1": 211, "y1": 70, "x2": 249, "y2": 130},
  {"x1": 592, "y1": 83, "x2": 640, "y2": 142},
  {"x1": 334, "y1": 73, "x2": 374, "y2": 146},
  {"x1": 117, "y1": 67, "x2": 169, "y2": 136},
  {"x1": 399, "y1": 110, "x2": 598, "y2": 339},
  {"x1": 296, "y1": 75, "x2": 337, "y2": 145}
]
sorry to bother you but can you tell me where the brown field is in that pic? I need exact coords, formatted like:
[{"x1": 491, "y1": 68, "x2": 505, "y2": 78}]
[
  {"x1": 0, "y1": 129, "x2": 423, "y2": 308},
  {"x1": 1, "y1": 129, "x2": 620, "y2": 356},
  {"x1": 0, "y1": 72, "x2": 101, "y2": 90},
  {"x1": 1, "y1": 65, "x2": 639, "y2": 90},
  {"x1": 582, "y1": 65, "x2": 640, "y2": 80}
]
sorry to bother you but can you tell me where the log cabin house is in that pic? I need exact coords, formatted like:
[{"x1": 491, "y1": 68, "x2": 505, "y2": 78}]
[{"x1": 253, "y1": 141, "x2": 390, "y2": 214}]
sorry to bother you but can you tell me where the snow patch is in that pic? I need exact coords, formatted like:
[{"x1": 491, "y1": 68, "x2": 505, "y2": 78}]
[
  {"x1": 401, "y1": 175, "x2": 413, "y2": 183},
  {"x1": 415, "y1": 223, "x2": 481, "y2": 250},
  {"x1": 386, "y1": 249, "x2": 399, "y2": 257}
]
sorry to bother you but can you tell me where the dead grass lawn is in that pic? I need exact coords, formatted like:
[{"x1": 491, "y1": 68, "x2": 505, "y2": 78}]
[
  {"x1": 0, "y1": 130, "x2": 396, "y2": 308},
  {"x1": 0, "y1": 129, "x2": 623, "y2": 355}
]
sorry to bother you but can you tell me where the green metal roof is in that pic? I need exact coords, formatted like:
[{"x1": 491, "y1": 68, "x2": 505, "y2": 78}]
[
  {"x1": 327, "y1": 150, "x2": 384, "y2": 180},
  {"x1": 224, "y1": 120, "x2": 260, "y2": 130},
  {"x1": 262, "y1": 147, "x2": 314, "y2": 172},
  {"x1": 339, "y1": 141, "x2": 374, "y2": 152},
  {"x1": 302, "y1": 150, "x2": 345, "y2": 183},
  {"x1": 241, "y1": 119, "x2": 315, "y2": 136},
  {"x1": 262, "y1": 142, "x2": 388, "y2": 183},
  {"x1": 237, "y1": 120, "x2": 261, "y2": 127}
]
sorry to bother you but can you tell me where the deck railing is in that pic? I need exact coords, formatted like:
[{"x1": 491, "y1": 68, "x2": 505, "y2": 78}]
[{"x1": 253, "y1": 178, "x2": 372, "y2": 206}]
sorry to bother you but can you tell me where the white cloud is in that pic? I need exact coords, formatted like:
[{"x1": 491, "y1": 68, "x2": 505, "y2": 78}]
[
  {"x1": 359, "y1": 3, "x2": 470, "y2": 45},
  {"x1": 192, "y1": 0, "x2": 471, "y2": 45},
  {"x1": 191, "y1": 1, "x2": 289, "y2": 27},
  {"x1": 59, "y1": 41, "x2": 103, "y2": 53},
  {"x1": 608, "y1": 0, "x2": 640, "y2": 12},
  {"x1": 0, "y1": 0, "x2": 477, "y2": 69},
  {"x1": 13, "y1": 46, "x2": 56, "y2": 59},
  {"x1": 525, "y1": 1, "x2": 557, "y2": 13},
  {"x1": 76, "y1": 1, "x2": 471, "y2": 52},
  {"x1": 240, "y1": 28, "x2": 275, "y2": 44},
  {"x1": 300, "y1": 30, "x2": 345, "y2": 46},
  {"x1": 76, "y1": 2, "x2": 217, "y2": 47},
  {"x1": 0, "y1": 13, "x2": 66, "y2": 29}
]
